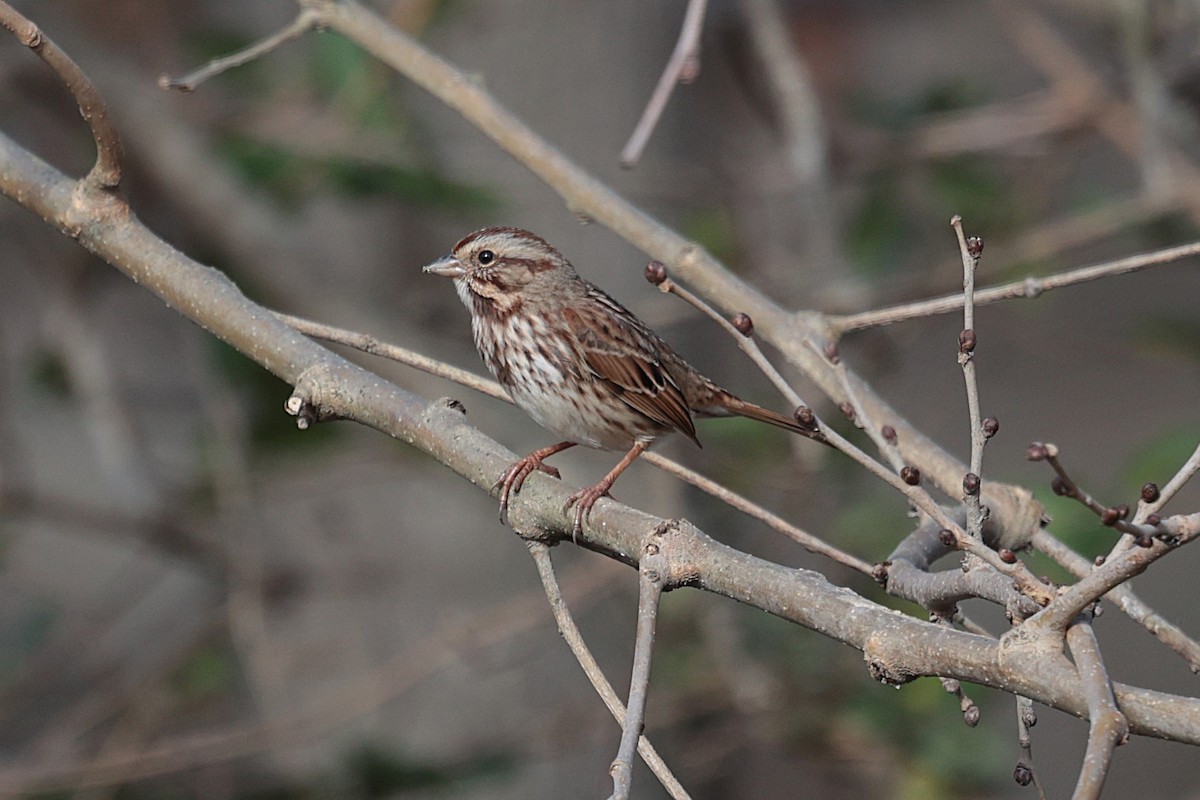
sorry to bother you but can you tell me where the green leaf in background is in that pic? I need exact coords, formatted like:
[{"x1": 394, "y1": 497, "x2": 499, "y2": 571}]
[
  {"x1": 845, "y1": 173, "x2": 913, "y2": 277},
  {"x1": 0, "y1": 602, "x2": 57, "y2": 682},
  {"x1": 27, "y1": 348, "x2": 72, "y2": 399},
  {"x1": 172, "y1": 644, "x2": 235, "y2": 702},
  {"x1": 345, "y1": 745, "x2": 515, "y2": 797},
  {"x1": 325, "y1": 157, "x2": 497, "y2": 209},
  {"x1": 928, "y1": 156, "x2": 1018, "y2": 236},
  {"x1": 833, "y1": 489, "x2": 912, "y2": 555},
  {"x1": 1027, "y1": 480, "x2": 1120, "y2": 584},
  {"x1": 1122, "y1": 425, "x2": 1200, "y2": 497},
  {"x1": 207, "y1": 338, "x2": 340, "y2": 452},
  {"x1": 1129, "y1": 315, "x2": 1200, "y2": 365},
  {"x1": 847, "y1": 675, "x2": 1009, "y2": 799},
  {"x1": 309, "y1": 31, "x2": 373, "y2": 102},
  {"x1": 846, "y1": 78, "x2": 987, "y2": 134},
  {"x1": 682, "y1": 206, "x2": 739, "y2": 268}
]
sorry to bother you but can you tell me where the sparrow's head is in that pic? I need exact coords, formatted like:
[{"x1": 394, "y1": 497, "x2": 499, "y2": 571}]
[{"x1": 423, "y1": 227, "x2": 574, "y2": 312}]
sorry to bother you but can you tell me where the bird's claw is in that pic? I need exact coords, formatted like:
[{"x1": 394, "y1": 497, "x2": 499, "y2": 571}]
[
  {"x1": 564, "y1": 485, "x2": 611, "y2": 543},
  {"x1": 494, "y1": 455, "x2": 562, "y2": 525}
]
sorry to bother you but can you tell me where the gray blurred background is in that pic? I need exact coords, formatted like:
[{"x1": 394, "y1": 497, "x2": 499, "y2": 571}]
[{"x1": 2, "y1": 1, "x2": 1200, "y2": 797}]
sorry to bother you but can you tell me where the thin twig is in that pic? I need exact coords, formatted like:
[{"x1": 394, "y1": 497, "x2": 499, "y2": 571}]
[
  {"x1": 807, "y1": 338, "x2": 904, "y2": 471},
  {"x1": 158, "y1": 9, "x2": 320, "y2": 93},
  {"x1": 619, "y1": 0, "x2": 708, "y2": 168},
  {"x1": 656, "y1": 274, "x2": 803, "y2": 408},
  {"x1": 1015, "y1": 696, "x2": 1048, "y2": 800},
  {"x1": 526, "y1": 542, "x2": 691, "y2": 800},
  {"x1": 0, "y1": 1, "x2": 122, "y2": 188},
  {"x1": 273, "y1": 311, "x2": 508, "y2": 400},
  {"x1": 952, "y1": 217, "x2": 987, "y2": 540},
  {"x1": 642, "y1": 451, "x2": 872, "y2": 574},
  {"x1": 828, "y1": 239, "x2": 1200, "y2": 335},
  {"x1": 1031, "y1": 443, "x2": 1144, "y2": 538},
  {"x1": 1138, "y1": 441, "x2": 1200, "y2": 520},
  {"x1": 609, "y1": 530, "x2": 668, "y2": 800},
  {"x1": 1066, "y1": 617, "x2": 1128, "y2": 800}
]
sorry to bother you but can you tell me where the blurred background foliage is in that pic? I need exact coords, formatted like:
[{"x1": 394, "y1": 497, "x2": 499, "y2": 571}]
[{"x1": 2, "y1": 0, "x2": 1200, "y2": 798}]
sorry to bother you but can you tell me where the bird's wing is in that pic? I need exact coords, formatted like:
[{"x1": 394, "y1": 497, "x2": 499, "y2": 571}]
[{"x1": 562, "y1": 296, "x2": 699, "y2": 446}]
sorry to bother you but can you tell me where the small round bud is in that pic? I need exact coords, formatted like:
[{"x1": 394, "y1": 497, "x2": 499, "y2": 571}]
[
  {"x1": 958, "y1": 328, "x2": 976, "y2": 354},
  {"x1": 871, "y1": 561, "x2": 890, "y2": 586},
  {"x1": 823, "y1": 341, "x2": 840, "y2": 364},
  {"x1": 881, "y1": 424, "x2": 897, "y2": 444},
  {"x1": 982, "y1": 416, "x2": 999, "y2": 439},
  {"x1": 1146, "y1": 513, "x2": 1161, "y2": 526},
  {"x1": 731, "y1": 312, "x2": 754, "y2": 337},
  {"x1": 998, "y1": 548, "x2": 1017, "y2": 564},
  {"x1": 1100, "y1": 508, "x2": 1119, "y2": 527},
  {"x1": 1115, "y1": 503, "x2": 1130, "y2": 520},
  {"x1": 1094, "y1": 554, "x2": 1106, "y2": 566},
  {"x1": 900, "y1": 465, "x2": 921, "y2": 486},
  {"x1": 793, "y1": 405, "x2": 817, "y2": 430},
  {"x1": 1026, "y1": 443, "x2": 1048, "y2": 461},
  {"x1": 1051, "y1": 476, "x2": 1068, "y2": 496},
  {"x1": 1136, "y1": 534, "x2": 1154, "y2": 548},
  {"x1": 839, "y1": 401, "x2": 856, "y2": 421},
  {"x1": 644, "y1": 260, "x2": 667, "y2": 285},
  {"x1": 939, "y1": 529, "x2": 957, "y2": 548},
  {"x1": 1141, "y1": 482, "x2": 1160, "y2": 503},
  {"x1": 963, "y1": 472, "x2": 980, "y2": 495},
  {"x1": 1014, "y1": 764, "x2": 1033, "y2": 787},
  {"x1": 964, "y1": 705, "x2": 981, "y2": 727},
  {"x1": 967, "y1": 236, "x2": 984, "y2": 259}
]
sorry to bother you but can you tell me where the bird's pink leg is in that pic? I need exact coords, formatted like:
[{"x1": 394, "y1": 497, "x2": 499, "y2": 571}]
[
  {"x1": 496, "y1": 441, "x2": 576, "y2": 524},
  {"x1": 565, "y1": 440, "x2": 649, "y2": 540}
]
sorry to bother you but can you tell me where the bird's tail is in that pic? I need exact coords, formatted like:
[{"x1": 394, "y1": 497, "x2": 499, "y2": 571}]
[{"x1": 705, "y1": 394, "x2": 831, "y2": 446}]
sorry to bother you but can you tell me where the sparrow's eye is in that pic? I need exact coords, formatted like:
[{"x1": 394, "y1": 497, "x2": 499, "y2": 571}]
[{"x1": 477, "y1": 249, "x2": 495, "y2": 265}]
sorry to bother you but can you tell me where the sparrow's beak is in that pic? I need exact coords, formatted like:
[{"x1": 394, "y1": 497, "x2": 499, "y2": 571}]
[{"x1": 422, "y1": 255, "x2": 466, "y2": 278}]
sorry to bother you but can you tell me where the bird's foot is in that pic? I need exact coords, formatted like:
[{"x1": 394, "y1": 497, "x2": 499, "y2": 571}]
[
  {"x1": 564, "y1": 483, "x2": 612, "y2": 543},
  {"x1": 494, "y1": 447, "x2": 567, "y2": 525}
]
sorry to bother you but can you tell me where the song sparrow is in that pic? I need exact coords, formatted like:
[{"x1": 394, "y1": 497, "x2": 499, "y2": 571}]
[{"x1": 424, "y1": 227, "x2": 825, "y2": 538}]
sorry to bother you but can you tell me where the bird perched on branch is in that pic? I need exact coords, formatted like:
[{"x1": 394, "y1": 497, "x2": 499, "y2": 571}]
[{"x1": 424, "y1": 227, "x2": 825, "y2": 537}]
